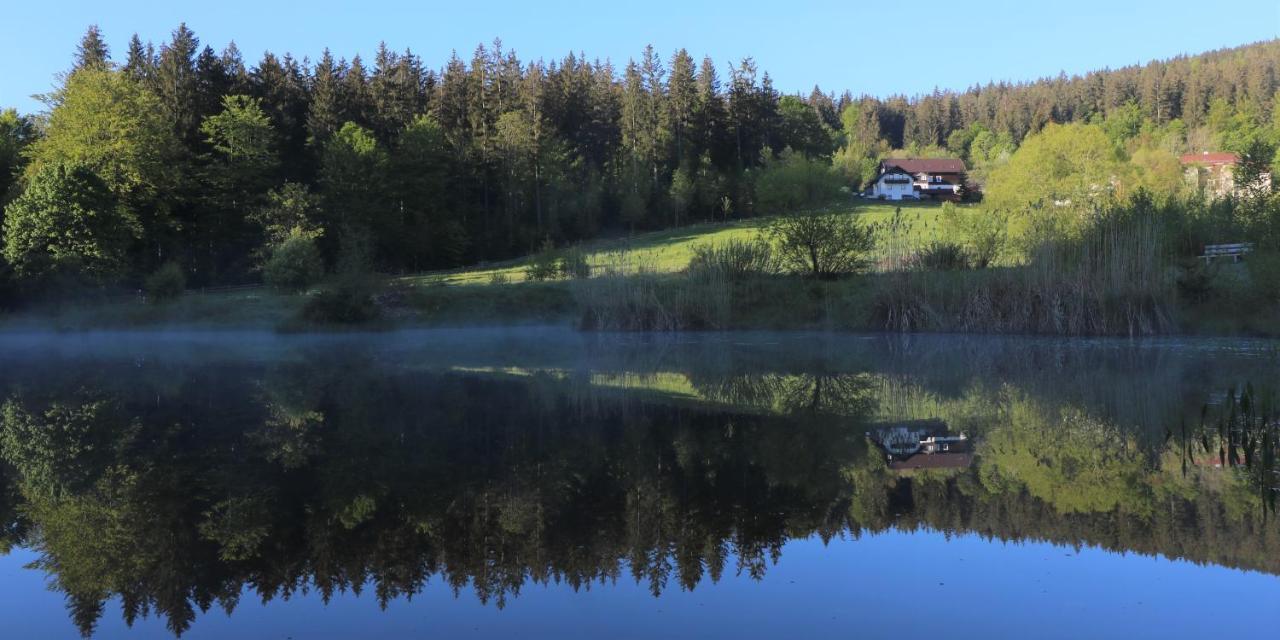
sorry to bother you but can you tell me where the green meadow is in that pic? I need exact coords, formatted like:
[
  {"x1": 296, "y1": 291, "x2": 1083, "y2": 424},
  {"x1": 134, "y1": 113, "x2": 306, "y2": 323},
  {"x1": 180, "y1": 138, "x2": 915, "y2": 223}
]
[{"x1": 398, "y1": 201, "x2": 953, "y2": 287}]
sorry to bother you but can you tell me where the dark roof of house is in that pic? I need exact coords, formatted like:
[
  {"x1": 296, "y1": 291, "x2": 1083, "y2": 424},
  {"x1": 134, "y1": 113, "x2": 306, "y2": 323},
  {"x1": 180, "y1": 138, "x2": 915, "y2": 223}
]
[
  {"x1": 883, "y1": 158, "x2": 967, "y2": 174},
  {"x1": 1179, "y1": 152, "x2": 1238, "y2": 166},
  {"x1": 888, "y1": 452, "x2": 974, "y2": 471}
]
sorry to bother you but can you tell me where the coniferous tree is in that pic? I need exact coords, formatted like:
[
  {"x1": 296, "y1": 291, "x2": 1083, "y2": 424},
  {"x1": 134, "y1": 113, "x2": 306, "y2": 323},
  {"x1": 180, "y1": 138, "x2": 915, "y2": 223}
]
[
  {"x1": 122, "y1": 34, "x2": 155, "y2": 84},
  {"x1": 155, "y1": 23, "x2": 201, "y2": 146},
  {"x1": 73, "y1": 25, "x2": 110, "y2": 71},
  {"x1": 307, "y1": 50, "x2": 344, "y2": 146},
  {"x1": 667, "y1": 49, "x2": 697, "y2": 169},
  {"x1": 220, "y1": 42, "x2": 251, "y2": 95},
  {"x1": 8, "y1": 27, "x2": 1280, "y2": 291},
  {"x1": 194, "y1": 46, "x2": 233, "y2": 135}
]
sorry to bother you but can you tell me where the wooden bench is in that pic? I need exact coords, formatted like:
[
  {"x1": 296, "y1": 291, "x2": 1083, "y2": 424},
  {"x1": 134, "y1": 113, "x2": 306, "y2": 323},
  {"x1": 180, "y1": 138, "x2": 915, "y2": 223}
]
[{"x1": 1201, "y1": 243, "x2": 1253, "y2": 263}]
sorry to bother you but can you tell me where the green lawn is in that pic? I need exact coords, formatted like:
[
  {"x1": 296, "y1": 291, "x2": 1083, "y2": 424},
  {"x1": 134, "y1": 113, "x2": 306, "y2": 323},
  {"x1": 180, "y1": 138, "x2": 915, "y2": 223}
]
[{"x1": 398, "y1": 200, "x2": 958, "y2": 287}]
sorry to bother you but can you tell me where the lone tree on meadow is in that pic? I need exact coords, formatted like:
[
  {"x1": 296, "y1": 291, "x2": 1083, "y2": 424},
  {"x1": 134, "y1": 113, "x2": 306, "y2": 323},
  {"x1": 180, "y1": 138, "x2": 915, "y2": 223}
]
[{"x1": 769, "y1": 211, "x2": 875, "y2": 279}]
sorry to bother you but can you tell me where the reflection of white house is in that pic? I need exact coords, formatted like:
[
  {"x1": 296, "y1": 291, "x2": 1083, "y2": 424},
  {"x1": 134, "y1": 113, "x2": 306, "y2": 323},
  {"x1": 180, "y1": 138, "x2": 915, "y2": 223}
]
[
  {"x1": 866, "y1": 166, "x2": 917, "y2": 201},
  {"x1": 868, "y1": 420, "x2": 969, "y2": 457},
  {"x1": 867, "y1": 420, "x2": 972, "y2": 472}
]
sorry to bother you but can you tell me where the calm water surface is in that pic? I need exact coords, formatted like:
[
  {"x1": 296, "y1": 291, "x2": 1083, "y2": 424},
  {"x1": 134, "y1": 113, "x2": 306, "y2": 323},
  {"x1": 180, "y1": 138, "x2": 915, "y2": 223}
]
[{"x1": 0, "y1": 329, "x2": 1278, "y2": 639}]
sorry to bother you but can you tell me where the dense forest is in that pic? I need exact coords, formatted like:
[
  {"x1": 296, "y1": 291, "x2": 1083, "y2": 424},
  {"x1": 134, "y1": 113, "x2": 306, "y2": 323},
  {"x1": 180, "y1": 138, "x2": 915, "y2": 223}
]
[{"x1": 1, "y1": 25, "x2": 1279, "y2": 293}]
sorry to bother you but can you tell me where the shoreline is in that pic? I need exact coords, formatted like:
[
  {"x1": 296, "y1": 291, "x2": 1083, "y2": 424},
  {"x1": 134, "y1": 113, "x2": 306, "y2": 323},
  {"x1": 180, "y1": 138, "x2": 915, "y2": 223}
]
[{"x1": 0, "y1": 277, "x2": 1274, "y2": 340}]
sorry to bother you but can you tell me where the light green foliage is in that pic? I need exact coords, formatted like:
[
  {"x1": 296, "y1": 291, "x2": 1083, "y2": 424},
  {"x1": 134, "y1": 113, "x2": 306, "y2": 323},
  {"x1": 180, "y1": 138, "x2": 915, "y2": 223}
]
[
  {"x1": 143, "y1": 262, "x2": 185, "y2": 303},
  {"x1": 200, "y1": 95, "x2": 276, "y2": 169},
  {"x1": 525, "y1": 239, "x2": 562, "y2": 282},
  {"x1": 27, "y1": 68, "x2": 176, "y2": 202},
  {"x1": 1209, "y1": 97, "x2": 1264, "y2": 152},
  {"x1": 669, "y1": 165, "x2": 695, "y2": 225},
  {"x1": 968, "y1": 129, "x2": 1014, "y2": 167},
  {"x1": 252, "y1": 182, "x2": 324, "y2": 250},
  {"x1": 1128, "y1": 146, "x2": 1185, "y2": 196},
  {"x1": 2, "y1": 163, "x2": 132, "y2": 282},
  {"x1": 686, "y1": 237, "x2": 776, "y2": 282},
  {"x1": 0, "y1": 398, "x2": 119, "y2": 499},
  {"x1": 939, "y1": 203, "x2": 1009, "y2": 268},
  {"x1": 264, "y1": 232, "x2": 324, "y2": 292},
  {"x1": 1102, "y1": 100, "x2": 1144, "y2": 144},
  {"x1": 945, "y1": 122, "x2": 991, "y2": 164},
  {"x1": 198, "y1": 497, "x2": 273, "y2": 561},
  {"x1": 401, "y1": 203, "x2": 944, "y2": 287},
  {"x1": 980, "y1": 395, "x2": 1152, "y2": 517},
  {"x1": 834, "y1": 101, "x2": 885, "y2": 189},
  {"x1": 769, "y1": 210, "x2": 876, "y2": 278},
  {"x1": 985, "y1": 122, "x2": 1123, "y2": 229},
  {"x1": 753, "y1": 149, "x2": 844, "y2": 214}
]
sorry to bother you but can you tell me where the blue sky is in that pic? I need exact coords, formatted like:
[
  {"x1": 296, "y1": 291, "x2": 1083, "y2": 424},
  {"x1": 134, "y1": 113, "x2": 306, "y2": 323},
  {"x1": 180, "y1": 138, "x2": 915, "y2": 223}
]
[{"x1": 2, "y1": 0, "x2": 1278, "y2": 114}]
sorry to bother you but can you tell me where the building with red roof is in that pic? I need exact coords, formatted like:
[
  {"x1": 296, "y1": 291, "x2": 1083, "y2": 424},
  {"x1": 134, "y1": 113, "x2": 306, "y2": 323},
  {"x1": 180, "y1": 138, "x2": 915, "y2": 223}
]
[{"x1": 1180, "y1": 151, "x2": 1268, "y2": 198}]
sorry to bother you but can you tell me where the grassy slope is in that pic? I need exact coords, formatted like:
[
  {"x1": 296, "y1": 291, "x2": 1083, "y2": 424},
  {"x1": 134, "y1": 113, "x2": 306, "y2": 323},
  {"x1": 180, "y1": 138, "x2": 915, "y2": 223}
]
[{"x1": 399, "y1": 201, "x2": 952, "y2": 286}]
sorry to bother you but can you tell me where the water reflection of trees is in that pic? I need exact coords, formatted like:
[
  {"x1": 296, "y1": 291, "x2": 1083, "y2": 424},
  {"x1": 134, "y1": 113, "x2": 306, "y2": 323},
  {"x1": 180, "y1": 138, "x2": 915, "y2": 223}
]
[
  {"x1": 0, "y1": 362, "x2": 870, "y2": 636},
  {"x1": 0, "y1": 340, "x2": 1277, "y2": 637}
]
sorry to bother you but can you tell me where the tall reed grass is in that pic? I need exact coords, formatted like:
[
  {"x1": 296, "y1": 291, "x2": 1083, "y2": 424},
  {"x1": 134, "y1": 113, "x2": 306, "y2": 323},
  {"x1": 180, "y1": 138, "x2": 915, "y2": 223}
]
[
  {"x1": 872, "y1": 210, "x2": 1176, "y2": 335},
  {"x1": 572, "y1": 253, "x2": 732, "y2": 330}
]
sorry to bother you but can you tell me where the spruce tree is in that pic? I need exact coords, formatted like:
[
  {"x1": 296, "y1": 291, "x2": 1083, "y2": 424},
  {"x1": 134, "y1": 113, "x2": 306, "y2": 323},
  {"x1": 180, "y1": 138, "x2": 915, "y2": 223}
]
[
  {"x1": 307, "y1": 49, "x2": 344, "y2": 145},
  {"x1": 73, "y1": 25, "x2": 110, "y2": 71},
  {"x1": 155, "y1": 23, "x2": 201, "y2": 146},
  {"x1": 122, "y1": 34, "x2": 155, "y2": 83}
]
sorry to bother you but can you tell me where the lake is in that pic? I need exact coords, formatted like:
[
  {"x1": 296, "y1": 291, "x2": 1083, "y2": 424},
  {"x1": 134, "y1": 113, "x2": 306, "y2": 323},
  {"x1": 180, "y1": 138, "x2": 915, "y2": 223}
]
[{"x1": 0, "y1": 329, "x2": 1278, "y2": 639}]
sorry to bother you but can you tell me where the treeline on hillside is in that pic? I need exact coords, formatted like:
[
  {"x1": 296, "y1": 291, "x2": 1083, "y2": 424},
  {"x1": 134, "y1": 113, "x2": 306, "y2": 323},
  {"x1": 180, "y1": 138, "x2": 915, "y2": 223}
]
[{"x1": 1, "y1": 25, "x2": 1279, "y2": 299}]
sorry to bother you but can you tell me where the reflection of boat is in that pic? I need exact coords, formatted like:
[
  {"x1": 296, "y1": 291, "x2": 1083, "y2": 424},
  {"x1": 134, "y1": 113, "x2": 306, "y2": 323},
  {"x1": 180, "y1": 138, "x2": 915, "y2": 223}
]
[{"x1": 866, "y1": 419, "x2": 972, "y2": 471}]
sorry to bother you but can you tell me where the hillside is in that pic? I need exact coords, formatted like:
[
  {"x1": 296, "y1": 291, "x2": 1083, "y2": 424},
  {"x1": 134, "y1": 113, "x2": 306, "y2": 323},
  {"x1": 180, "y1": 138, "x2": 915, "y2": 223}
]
[
  {"x1": 400, "y1": 201, "x2": 949, "y2": 286},
  {"x1": 3, "y1": 27, "x2": 1278, "y2": 304}
]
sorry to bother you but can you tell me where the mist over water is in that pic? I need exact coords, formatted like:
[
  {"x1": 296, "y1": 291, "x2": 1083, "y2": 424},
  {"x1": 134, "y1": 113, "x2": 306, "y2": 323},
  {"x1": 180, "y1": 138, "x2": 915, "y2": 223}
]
[{"x1": 0, "y1": 329, "x2": 1278, "y2": 638}]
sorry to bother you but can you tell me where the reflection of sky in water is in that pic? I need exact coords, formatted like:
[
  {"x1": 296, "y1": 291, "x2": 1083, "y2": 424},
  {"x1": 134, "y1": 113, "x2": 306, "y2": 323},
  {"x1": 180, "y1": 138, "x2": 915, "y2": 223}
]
[{"x1": 4, "y1": 531, "x2": 1279, "y2": 639}]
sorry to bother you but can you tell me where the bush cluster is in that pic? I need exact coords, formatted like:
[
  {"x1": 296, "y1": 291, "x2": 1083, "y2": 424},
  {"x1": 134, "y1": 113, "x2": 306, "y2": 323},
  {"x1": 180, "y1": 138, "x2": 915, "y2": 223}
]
[{"x1": 144, "y1": 262, "x2": 185, "y2": 303}]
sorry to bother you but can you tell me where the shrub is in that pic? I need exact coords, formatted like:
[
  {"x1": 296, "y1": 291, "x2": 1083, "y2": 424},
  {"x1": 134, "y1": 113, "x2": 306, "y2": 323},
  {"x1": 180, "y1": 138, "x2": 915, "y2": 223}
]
[
  {"x1": 525, "y1": 239, "x2": 560, "y2": 282},
  {"x1": 1247, "y1": 250, "x2": 1280, "y2": 307},
  {"x1": 770, "y1": 211, "x2": 876, "y2": 278},
  {"x1": 910, "y1": 242, "x2": 972, "y2": 271},
  {"x1": 753, "y1": 149, "x2": 844, "y2": 214},
  {"x1": 558, "y1": 247, "x2": 592, "y2": 279},
  {"x1": 939, "y1": 204, "x2": 1008, "y2": 268},
  {"x1": 299, "y1": 276, "x2": 380, "y2": 325},
  {"x1": 1175, "y1": 258, "x2": 1214, "y2": 304},
  {"x1": 488, "y1": 271, "x2": 511, "y2": 285},
  {"x1": 264, "y1": 234, "x2": 324, "y2": 293},
  {"x1": 143, "y1": 262, "x2": 185, "y2": 303},
  {"x1": 687, "y1": 238, "x2": 777, "y2": 282}
]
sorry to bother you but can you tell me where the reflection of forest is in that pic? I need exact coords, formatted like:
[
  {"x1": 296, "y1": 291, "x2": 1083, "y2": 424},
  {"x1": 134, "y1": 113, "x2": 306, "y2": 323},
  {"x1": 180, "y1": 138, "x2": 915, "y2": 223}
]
[{"x1": 0, "y1": 335, "x2": 1276, "y2": 637}]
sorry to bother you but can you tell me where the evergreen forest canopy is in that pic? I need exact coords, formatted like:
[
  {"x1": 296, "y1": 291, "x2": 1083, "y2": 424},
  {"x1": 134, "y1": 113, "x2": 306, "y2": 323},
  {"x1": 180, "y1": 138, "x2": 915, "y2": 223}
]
[{"x1": 2, "y1": 24, "x2": 1280, "y2": 295}]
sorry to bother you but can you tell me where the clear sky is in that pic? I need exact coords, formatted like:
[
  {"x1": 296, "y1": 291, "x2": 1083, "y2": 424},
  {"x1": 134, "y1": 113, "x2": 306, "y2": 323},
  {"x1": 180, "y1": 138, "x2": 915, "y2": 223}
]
[{"x1": 2, "y1": 0, "x2": 1279, "y2": 114}]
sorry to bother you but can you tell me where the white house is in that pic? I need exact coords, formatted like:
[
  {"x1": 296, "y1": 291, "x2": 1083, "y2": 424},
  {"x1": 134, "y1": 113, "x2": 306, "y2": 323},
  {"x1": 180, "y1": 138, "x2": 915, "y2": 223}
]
[{"x1": 865, "y1": 166, "x2": 917, "y2": 201}]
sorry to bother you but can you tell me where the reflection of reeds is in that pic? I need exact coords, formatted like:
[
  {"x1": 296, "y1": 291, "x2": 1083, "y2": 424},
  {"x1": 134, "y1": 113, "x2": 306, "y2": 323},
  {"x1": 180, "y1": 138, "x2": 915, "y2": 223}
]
[{"x1": 1182, "y1": 384, "x2": 1280, "y2": 513}]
